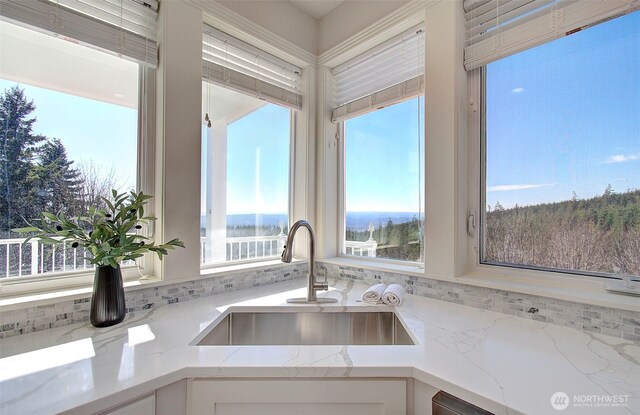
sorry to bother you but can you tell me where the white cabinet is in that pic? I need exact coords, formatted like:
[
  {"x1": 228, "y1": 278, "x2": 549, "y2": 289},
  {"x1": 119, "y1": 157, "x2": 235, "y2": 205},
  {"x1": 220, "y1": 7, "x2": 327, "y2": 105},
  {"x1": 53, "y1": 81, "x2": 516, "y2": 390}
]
[
  {"x1": 101, "y1": 393, "x2": 155, "y2": 415},
  {"x1": 189, "y1": 379, "x2": 406, "y2": 415}
]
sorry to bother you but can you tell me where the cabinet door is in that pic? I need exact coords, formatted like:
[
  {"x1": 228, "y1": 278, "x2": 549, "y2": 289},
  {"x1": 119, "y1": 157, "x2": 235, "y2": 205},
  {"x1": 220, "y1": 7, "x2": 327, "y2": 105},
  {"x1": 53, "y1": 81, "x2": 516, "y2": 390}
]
[
  {"x1": 189, "y1": 379, "x2": 405, "y2": 415},
  {"x1": 102, "y1": 393, "x2": 155, "y2": 415}
]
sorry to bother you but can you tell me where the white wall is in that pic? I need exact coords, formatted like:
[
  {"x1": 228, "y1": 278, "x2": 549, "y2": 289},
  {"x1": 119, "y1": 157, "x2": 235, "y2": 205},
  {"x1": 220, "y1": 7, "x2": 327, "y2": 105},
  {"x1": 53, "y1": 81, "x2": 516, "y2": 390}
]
[
  {"x1": 217, "y1": 0, "x2": 319, "y2": 55},
  {"x1": 318, "y1": 1, "x2": 409, "y2": 55},
  {"x1": 155, "y1": 1, "x2": 203, "y2": 280},
  {"x1": 208, "y1": 1, "x2": 411, "y2": 61},
  {"x1": 423, "y1": 0, "x2": 468, "y2": 279}
]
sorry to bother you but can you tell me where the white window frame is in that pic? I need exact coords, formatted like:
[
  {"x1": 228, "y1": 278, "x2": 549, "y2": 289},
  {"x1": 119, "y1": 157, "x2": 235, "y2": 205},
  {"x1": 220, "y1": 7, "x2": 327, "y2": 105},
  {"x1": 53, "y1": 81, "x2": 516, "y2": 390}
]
[
  {"x1": 313, "y1": 3, "x2": 428, "y2": 276},
  {"x1": 472, "y1": 14, "x2": 638, "y2": 283},
  {"x1": 199, "y1": 106, "x2": 296, "y2": 270},
  {"x1": 337, "y1": 98, "x2": 426, "y2": 268},
  {"x1": 464, "y1": 66, "x2": 636, "y2": 309},
  {"x1": 0, "y1": 62, "x2": 156, "y2": 297},
  {"x1": 195, "y1": 10, "x2": 315, "y2": 273}
]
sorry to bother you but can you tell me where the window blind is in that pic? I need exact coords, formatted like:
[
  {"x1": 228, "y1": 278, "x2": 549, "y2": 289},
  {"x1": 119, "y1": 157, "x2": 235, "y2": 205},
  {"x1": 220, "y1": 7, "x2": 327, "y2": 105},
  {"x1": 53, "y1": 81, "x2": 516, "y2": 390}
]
[
  {"x1": 202, "y1": 23, "x2": 303, "y2": 111},
  {"x1": 0, "y1": 0, "x2": 158, "y2": 67},
  {"x1": 464, "y1": 0, "x2": 640, "y2": 70},
  {"x1": 331, "y1": 24, "x2": 424, "y2": 123}
]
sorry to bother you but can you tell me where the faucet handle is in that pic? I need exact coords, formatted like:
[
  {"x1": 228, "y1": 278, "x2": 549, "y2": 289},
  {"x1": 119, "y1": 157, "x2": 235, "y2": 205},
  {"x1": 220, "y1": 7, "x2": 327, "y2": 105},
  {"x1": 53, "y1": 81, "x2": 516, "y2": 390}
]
[{"x1": 315, "y1": 265, "x2": 329, "y2": 290}]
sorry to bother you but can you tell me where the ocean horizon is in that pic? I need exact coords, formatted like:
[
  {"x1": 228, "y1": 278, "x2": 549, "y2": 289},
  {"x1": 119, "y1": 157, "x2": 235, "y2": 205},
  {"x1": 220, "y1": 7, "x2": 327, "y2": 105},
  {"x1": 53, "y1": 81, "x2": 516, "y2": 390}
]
[{"x1": 200, "y1": 212, "x2": 421, "y2": 230}]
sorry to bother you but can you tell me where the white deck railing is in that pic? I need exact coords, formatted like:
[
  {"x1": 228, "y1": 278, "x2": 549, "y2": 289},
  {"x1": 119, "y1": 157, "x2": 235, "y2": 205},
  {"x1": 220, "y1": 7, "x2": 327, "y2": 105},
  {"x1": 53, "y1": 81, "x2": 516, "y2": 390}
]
[
  {"x1": 0, "y1": 237, "x2": 96, "y2": 277},
  {"x1": 345, "y1": 240, "x2": 378, "y2": 257},
  {"x1": 1, "y1": 235, "x2": 378, "y2": 278},
  {"x1": 200, "y1": 235, "x2": 286, "y2": 263},
  {"x1": 199, "y1": 235, "x2": 378, "y2": 264}
]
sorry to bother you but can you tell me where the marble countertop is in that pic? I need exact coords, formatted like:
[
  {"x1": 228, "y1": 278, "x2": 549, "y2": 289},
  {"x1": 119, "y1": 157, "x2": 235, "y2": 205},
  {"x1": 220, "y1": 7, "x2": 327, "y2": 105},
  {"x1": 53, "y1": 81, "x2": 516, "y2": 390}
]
[{"x1": 1, "y1": 278, "x2": 638, "y2": 415}]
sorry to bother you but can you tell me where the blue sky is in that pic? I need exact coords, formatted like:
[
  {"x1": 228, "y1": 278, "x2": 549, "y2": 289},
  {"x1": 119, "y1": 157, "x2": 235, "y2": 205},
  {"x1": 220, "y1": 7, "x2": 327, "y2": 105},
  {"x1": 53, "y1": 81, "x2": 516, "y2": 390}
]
[
  {"x1": 345, "y1": 97, "x2": 424, "y2": 213},
  {"x1": 0, "y1": 79, "x2": 138, "y2": 191},
  {"x1": 486, "y1": 11, "x2": 640, "y2": 209},
  {"x1": 200, "y1": 102, "x2": 290, "y2": 216},
  {"x1": 225, "y1": 104, "x2": 290, "y2": 214}
]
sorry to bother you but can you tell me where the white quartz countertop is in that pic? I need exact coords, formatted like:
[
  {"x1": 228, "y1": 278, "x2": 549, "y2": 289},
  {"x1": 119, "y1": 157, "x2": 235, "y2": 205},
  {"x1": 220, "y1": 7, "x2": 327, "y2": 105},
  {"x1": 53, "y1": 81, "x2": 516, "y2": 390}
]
[{"x1": 1, "y1": 279, "x2": 638, "y2": 415}]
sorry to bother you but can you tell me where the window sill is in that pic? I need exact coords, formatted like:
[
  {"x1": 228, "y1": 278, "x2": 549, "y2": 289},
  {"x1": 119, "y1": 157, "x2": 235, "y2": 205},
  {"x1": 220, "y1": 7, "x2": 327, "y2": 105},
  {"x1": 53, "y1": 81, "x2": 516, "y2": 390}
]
[
  {"x1": 200, "y1": 258, "x2": 305, "y2": 276},
  {"x1": 319, "y1": 257, "x2": 637, "y2": 312},
  {"x1": 459, "y1": 265, "x2": 639, "y2": 312},
  {"x1": 0, "y1": 275, "x2": 160, "y2": 311},
  {"x1": 0, "y1": 259, "x2": 306, "y2": 312},
  {"x1": 320, "y1": 256, "x2": 425, "y2": 278}
]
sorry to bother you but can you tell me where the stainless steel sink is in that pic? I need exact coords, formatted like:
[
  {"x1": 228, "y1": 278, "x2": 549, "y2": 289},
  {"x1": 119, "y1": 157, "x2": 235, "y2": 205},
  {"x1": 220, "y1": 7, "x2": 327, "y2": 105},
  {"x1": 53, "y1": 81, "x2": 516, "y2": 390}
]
[{"x1": 194, "y1": 310, "x2": 415, "y2": 346}]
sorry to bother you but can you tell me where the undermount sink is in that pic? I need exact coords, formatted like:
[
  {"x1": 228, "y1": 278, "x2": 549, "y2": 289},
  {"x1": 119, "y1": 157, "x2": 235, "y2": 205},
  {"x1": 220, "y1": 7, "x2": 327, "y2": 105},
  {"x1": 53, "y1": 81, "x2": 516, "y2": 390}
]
[{"x1": 192, "y1": 308, "x2": 415, "y2": 346}]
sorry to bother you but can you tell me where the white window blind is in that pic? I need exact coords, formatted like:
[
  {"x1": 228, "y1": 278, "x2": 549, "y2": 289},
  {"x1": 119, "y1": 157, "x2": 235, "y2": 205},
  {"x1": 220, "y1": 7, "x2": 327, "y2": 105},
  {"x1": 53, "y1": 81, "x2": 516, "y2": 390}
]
[
  {"x1": 464, "y1": 0, "x2": 640, "y2": 70},
  {"x1": 331, "y1": 24, "x2": 424, "y2": 123},
  {"x1": 0, "y1": 0, "x2": 157, "y2": 67},
  {"x1": 202, "y1": 23, "x2": 303, "y2": 111}
]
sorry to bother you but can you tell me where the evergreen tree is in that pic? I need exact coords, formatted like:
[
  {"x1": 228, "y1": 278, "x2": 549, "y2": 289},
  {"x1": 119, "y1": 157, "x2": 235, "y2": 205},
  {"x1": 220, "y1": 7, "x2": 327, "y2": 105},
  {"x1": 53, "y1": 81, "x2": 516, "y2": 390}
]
[
  {"x1": 0, "y1": 86, "x2": 46, "y2": 235},
  {"x1": 32, "y1": 138, "x2": 82, "y2": 216},
  {"x1": 385, "y1": 219, "x2": 393, "y2": 245},
  {"x1": 603, "y1": 184, "x2": 614, "y2": 198}
]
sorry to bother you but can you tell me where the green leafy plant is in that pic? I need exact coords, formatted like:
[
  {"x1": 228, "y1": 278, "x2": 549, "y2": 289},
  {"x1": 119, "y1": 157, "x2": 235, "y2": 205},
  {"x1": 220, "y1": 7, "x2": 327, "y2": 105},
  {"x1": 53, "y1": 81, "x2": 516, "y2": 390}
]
[{"x1": 13, "y1": 190, "x2": 184, "y2": 268}]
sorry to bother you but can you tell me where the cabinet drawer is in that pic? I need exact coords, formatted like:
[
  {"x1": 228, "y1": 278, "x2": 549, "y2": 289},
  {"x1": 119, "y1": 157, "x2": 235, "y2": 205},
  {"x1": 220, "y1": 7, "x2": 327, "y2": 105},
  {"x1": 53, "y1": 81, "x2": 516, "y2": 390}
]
[{"x1": 189, "y1": 379, "x2": 406, "y2": 415}]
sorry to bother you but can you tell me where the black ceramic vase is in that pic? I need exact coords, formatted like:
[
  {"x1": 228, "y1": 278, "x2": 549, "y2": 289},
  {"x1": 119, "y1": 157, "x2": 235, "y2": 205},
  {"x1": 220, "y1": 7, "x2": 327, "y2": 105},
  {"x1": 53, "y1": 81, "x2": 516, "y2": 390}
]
[{"x1": 90, "y1": 265, "x2": 126, "y2": 327}]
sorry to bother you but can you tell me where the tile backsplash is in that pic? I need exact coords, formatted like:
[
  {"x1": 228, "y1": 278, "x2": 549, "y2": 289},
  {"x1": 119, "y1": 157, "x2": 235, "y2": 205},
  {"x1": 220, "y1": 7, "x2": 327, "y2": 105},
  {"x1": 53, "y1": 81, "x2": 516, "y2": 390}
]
[
  {"x1": 319, "y1": 261, "x2": 640, "y2": 341},
  {"x1": 2, "y1": 261, "x2": 638, "y2": 340},
  {"x1": 0, "y1": 263, "x2": 306, "y2": 339}
]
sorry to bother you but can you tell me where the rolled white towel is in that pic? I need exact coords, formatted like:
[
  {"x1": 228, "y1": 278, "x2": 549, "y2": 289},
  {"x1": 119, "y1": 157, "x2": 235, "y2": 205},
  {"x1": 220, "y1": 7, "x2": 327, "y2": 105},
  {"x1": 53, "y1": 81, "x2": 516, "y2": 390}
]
[
  {"x1": 362, "y1": 283, "x2": 386, "y2": 304},
  {"x1": 382, "y1": 284, "x2": 404, "y2": 306}
]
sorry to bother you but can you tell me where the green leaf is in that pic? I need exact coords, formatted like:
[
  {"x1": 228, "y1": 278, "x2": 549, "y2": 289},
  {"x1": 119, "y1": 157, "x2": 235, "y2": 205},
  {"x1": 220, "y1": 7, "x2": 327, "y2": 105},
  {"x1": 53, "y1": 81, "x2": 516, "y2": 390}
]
[
  {"x1": 168, "y1": 238, "x2": 185, "y2": 248},
  {"x1": 38, "y1": 236, "x2": 62, "y2": 245},
  {"x1": 42, "y1": 212, "x2": 58, "y2": 222},
  {"x1": 12, "y1": 226, "x2": 40, "y2": 233},
  {"x1": 102, "y1": 197, "x2": 115, "y2": 213}
]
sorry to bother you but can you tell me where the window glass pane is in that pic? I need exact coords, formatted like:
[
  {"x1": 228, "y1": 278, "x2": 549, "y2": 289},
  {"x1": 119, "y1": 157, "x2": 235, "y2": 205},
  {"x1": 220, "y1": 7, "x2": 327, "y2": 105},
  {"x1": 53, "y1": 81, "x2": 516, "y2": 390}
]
[
  {"x1": 0, "y1": 20, "x2": 139, "y2": 278},
  {"x1": 201, "y1": 83, "x2": 290, "y2": 265},
  {"x1": 344, "y1": 97, "x2": 425, "y2": 263},
  {"x1": 484, "y1": 12, "x2": 640, "y2": 277}
]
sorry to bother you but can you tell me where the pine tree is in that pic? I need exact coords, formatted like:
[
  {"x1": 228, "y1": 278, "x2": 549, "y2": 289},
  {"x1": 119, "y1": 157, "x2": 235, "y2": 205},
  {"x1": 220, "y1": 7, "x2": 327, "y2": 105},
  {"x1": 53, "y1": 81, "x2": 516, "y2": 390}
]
[
  {"x1": 385, "y1": 218, "x2": 393, "y2": 245},
  {"x1": 0, "y1": 86, "x2": 46, "y2": 235},
  {"x1": 32, "y1": 138, "x2": 82, "y2": 216},
  {"x1": 603, "y1": 184, "x2": 614, "y2": 198}
]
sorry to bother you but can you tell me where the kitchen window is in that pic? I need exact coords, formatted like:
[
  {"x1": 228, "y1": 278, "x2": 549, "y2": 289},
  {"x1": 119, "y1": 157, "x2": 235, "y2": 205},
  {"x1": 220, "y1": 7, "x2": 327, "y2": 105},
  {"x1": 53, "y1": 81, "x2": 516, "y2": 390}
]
[
  {"x1": 200, "y1": 24, "x2": 301, "y2": 266},
  {"x1": 200, "y1": 84, "x2": 292, "y2": 265},
  {"x1": 342, "y1": 97, "x2": 425, "y2": 264},
  {"x1": 332, "y1": 25, "x2": 425, "y2": 265},
  {"x1": 0, "y1": 0, "x2": 157, "y2": 288},
  {"x1": 479, "y1": 11, "x2": 640, "y2": 279}
]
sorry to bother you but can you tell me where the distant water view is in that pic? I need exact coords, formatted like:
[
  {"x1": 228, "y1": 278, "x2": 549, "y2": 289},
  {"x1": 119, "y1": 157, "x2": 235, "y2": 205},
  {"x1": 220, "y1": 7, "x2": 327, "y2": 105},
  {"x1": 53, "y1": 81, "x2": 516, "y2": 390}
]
[{"x1": 200, "y1": 212, "x2": 419, "y2": 231}]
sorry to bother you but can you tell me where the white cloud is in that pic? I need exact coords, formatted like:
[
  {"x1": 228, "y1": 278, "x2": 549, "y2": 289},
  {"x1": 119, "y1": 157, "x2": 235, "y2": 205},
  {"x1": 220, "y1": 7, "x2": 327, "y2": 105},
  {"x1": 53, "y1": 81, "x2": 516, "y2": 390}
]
[
  {"x1": 512, "y1": 87, "x2": 524, "y2": 93},
  {"x1": 604, "y1": 154, "x2": 640, "y2": 164},
  {"x1": 487, "y1": 183, "x2": 554, "y2": 192}
]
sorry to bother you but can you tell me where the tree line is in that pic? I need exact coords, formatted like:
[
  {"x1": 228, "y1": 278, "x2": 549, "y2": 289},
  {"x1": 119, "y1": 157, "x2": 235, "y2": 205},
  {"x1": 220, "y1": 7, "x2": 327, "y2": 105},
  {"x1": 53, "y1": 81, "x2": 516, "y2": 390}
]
[
  {"x1": 485, "y1": 187, "x2": 640, "y2": 276},
  {"x1": 345, "y1": 186, "x2": 640, "y2": 273},
  {"x1": 0, "y1": 86, "x2": 120, "y2": 238},
  {"x1": 346, "y1": 217, "x2": 423, "y2": 261}
]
